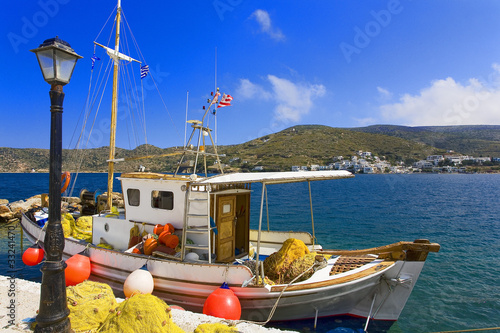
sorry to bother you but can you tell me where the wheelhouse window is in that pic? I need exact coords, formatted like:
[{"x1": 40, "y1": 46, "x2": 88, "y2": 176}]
[
  {"x1": 151, "y1": 190, "x2": 174, "y2": 210},
  {"x1": 127, "y1": 189, "x2": 140, "y2": 207}
]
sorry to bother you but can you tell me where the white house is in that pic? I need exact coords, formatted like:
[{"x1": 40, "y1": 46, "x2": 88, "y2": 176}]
[
  {"x1": 426, "y1": 155, "x2": 444, "y2": 166},
  {"x1": 414, "y1": 160, "x2": 434, "y2": 169}
]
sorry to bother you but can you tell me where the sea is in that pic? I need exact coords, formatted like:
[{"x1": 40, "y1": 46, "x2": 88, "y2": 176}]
[{"x1": 1, "y1": 172, "x2": 499, "y2": 333}]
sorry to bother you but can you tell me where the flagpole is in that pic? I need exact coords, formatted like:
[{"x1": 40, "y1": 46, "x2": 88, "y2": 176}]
[
  {"x1": 214, "y1": 47, "x2": 217, "y2": 145},
  {"x1": 184, "y1": 91, "x2": 188, "y2": 148}
]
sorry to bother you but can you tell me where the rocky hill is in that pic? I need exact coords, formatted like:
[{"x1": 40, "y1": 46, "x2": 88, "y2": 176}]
[
  {"x1": 350, "y1": 125, "x2": 500, "y2": 156},
  {"x1": 1, "y1": 124, "x2": 499, "y2": 173}
]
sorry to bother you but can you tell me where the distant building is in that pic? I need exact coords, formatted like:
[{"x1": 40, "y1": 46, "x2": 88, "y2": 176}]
[
  {"x1": 363, "y1": 166, "x2": 374, "y2": 174},
  {"x1": 414, "y1": 160, "x2": 434, "y2": 170},
  {"x1": 426, "y1": 155, "x2": 444, "y2": 166},
  {"x1": 359, "y1": 151, "x2": 372, "y2": 158},
  {"x1": 253, "y1": 166, "x2": 264, "y2": 171}
]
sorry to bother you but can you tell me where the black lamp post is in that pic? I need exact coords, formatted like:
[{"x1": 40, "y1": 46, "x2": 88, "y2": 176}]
[{"x1": 31, "y1": 37, "x2": 82, "y2": 333}]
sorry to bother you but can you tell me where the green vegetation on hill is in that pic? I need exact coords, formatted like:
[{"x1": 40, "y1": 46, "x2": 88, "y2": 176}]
[
  {"x1": 1, "y1": 124, "x2": 499, "y2": 173},
  {"x1": 350, "y1": 125, "x2": 500, "y2": 156},
  {"x1": 218, "y1": 125, "x2": 440, "y2": 171}
]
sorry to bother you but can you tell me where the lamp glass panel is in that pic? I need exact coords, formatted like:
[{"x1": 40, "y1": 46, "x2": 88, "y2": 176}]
[
  {"x1": 55, "y1": 49, "x2": 77, "y2": 83},
  {"x1": 36, "y1": 49, "x2": 55, "y2": 80}
]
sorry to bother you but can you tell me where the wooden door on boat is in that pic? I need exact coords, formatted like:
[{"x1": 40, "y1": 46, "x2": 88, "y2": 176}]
[{"x1": 215, "y1": 195, "x2": 236, "y2": 262}]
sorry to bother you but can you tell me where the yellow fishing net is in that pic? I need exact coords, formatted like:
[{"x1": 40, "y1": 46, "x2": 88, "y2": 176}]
[
  {"x1": 263, "y1": 238, "x2": 310, "y2": 283},
  {"x1": 73, "y1": 216, "x2": 93, "y2": 242},
  {"x1": 194, "y1": 323, "x2": 238, "y2": 332},
  {"x1": 61, "y1": 213, "x2": 93, "y2": 242},
  {"x1": 61, "y1": 213, "x2": 75, "y2": 237},
  {"x1": 66, "y1": 281, "x2": 118, "y2": 333},
  {"x1": 97, "y1": 293, "x2": 185, "y2": 333}
]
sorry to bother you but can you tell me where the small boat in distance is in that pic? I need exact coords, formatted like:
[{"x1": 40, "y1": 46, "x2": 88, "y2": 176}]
[{"x1": 21, "y1": 0, "x2": 440, "y2": 329}]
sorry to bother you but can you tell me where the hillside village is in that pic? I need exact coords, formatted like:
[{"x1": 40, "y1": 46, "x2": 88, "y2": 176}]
[{"x1": 285, "y1": 151, "x2": 500, "y2": 174}]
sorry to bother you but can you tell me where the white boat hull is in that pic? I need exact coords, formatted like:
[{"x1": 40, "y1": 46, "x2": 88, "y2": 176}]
[{"x1": 21, "y1": 214, "x2": 427, "y2": 323}]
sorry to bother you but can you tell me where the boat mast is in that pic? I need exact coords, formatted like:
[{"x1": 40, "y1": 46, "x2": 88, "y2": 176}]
[{"x1": 106, "y1": 0, "x2": 122, "y2": 210}]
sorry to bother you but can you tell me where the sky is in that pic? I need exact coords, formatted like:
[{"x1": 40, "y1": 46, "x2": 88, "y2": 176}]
[{"x1": 2, "y1": 0, "x2": 500, "y2": 149}]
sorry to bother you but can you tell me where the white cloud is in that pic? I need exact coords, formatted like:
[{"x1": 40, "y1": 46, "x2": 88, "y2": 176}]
[
  {"x1": 268, "y1": 75, "x2": 325, "y2": 122},
  {"x1": 380, "y1": 68, "x2": 500, "y2": 126},
  {"x1": 377, "y1": 86, "x2": 392, "y2": 100},
  {"x1": 236, "y1": 78, "x2": 271, "y2": 100},
  {"x1": 235, "y1": 75, "x2": 326, "y2": 123},
  {"x1": 250, "y1": 9, "x2": 285, "y2": 41}
]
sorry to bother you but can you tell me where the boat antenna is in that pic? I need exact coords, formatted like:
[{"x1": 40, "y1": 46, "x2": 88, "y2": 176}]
[
  {"x1": 214, "y1": 47, "x2": 217, "y2": 145},
  {"x1": 184, "y1": 91, "x2": 189, "y2": 148}
]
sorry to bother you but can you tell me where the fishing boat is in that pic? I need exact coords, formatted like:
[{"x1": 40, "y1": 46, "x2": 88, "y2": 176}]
[{"x1": 21, "y1": 0, "x2": 440, "y2": 328}]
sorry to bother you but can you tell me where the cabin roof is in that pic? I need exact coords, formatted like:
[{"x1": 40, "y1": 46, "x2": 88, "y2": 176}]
[
  {"x1": 196, "y1": 170, "x2": 354, "y2": 185},
  {"x1": 120, "y1": 172, "x2": 189, "y2": 181}
]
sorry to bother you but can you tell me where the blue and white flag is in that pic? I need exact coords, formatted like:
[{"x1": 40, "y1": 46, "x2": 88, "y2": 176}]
[
  {"x1": 140, "y1": 64, "x2": 149, "y2": 79},
  {"x1": 91, "y1": 54, "x2": 100, "y2": 70}
]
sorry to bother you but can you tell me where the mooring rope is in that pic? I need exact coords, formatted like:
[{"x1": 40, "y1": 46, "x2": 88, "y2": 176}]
[
  {"x1": 223, "y1": 261, "x2": 321, "y2": 327},
  {"x1": 431, "y1": 328, "x2": 500, "y2": 333}
]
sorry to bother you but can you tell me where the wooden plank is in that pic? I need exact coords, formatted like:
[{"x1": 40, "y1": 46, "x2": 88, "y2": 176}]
[{"x1": 318, "y1": 240, "x2": 440, "y2": 260}]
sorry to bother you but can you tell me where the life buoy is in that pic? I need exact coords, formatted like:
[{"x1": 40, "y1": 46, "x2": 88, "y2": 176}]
[{"x1": 61, "y1": 172, "x2": 71, "y2": 193}]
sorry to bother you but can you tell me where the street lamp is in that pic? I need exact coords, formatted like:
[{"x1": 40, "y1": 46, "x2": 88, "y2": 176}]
[{"x1": 30, "y1": 36, "x2": 82, "y2": 333}]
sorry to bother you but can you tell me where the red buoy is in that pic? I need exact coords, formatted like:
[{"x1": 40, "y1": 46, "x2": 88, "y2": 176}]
[
  {"x1": 65, "y1": 252, "x2": 91, "y2": 286},
  {"x1": 22, "y1": 243, "x2": 44, "y2": 266},
  {"x1": 203, "y1": 282, "x2": 241, "y2": 320}
]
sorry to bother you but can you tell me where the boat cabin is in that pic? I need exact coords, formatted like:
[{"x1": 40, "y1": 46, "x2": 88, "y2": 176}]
[{"x1": 92, "y1": 172, "x2": 252, "y2": 263}]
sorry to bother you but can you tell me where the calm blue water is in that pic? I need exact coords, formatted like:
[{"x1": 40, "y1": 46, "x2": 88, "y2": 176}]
[{"x1": 1, "y1": 173, "x2": 499, "y2": 332}]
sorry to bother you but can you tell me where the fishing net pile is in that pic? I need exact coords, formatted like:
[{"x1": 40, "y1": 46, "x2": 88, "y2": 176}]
[
  {"x1": 263, "y1": 238, "x2": 328, "y2": 284},
  {"x1": 66, "y1": 281, "x2": 117, "y2": 333},
  {"x1": 98, "y1": 293, "x2": 185, "y2": 333},
  {"x1": 61, "y1": 213, "x2": 92, "y2": 243},
  {"x1": 194, "y1": 323, "x2": 238, "y2": 332},
  {"x1": 65, "y1": 281, "x2": 245, "y2": 332},
  {"x1": 66, "y1": 281, "x2": 184, "y2": 333}
]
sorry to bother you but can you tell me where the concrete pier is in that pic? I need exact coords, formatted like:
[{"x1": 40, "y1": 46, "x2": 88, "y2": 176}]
[{"x1": 0, "y1": 275, "x2": 295, "y2": 332}]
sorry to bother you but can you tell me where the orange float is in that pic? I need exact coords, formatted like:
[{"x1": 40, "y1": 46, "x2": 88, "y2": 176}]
[
  {"x1": 153, "y1": 224, "x2": 164, "y2": 235},
  {"x1": 65, "y1": 251, "x2": 91, "y2": 286},
  {"x1": 22, "y1": 243, "x2": 44, "y2": 266},
  {"x1": 165, "y1": 223, "x2": 175, "y2": 234},
  {"x1": 143, "y1": 238, "x2": 158, "y2": 255},
  {"x1": 159, "y1": 232, "x2": 179, "y2": 249},
  {"x1": 61, "y1": 171, "x2": 71, "y2": 193},
  {"x1": 203, "y1": 282, "x2": 241, "y2": 320}
]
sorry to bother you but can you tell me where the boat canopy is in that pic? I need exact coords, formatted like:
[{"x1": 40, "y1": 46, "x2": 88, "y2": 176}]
[{"x1": 197, "y1": 170, "x2": 353, "y2": 185}]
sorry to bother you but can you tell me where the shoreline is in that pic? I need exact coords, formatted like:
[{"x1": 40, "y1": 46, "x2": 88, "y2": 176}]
[{"x1": 0, "y1": 275, "x2": 295, "y2": 333}]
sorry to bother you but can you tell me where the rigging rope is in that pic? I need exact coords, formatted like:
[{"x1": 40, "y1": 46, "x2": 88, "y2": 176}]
[
  {"x1": 122, "y1": 11, "x2": 183, "y2": 144},
  {"x1": 224, "y1": 261, "x2": 322, "y2": 327}
]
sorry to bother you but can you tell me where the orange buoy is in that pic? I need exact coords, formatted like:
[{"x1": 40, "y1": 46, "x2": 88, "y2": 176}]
[
  {"x1": 65, "y1": 251, "x2": 91, "y2": 286},
  {"x1": 203, "y1": 282, "x2": 241, "y2": 320},
  {"x1": 153, "y1": 224, "x2": 164, "y2": 235},
  {"x1": 165, "y1": 223, "x2": 175, "y2": 234},
  {"x1": 61, "y1": 171, "x2": 71, "y2": 193},
  {"x1": 159, "y1": 233, "x2": 179, "y2": 249},
  {"x1": 22, "y1": 243, "x2": 44, "y2": 266}
]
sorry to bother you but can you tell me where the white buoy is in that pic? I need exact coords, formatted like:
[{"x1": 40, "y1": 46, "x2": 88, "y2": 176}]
[
  {"x1": 123, "y1": 268, "x2": 154, "y2": 298},
  {"x1": 185, "y1": 252, "x2": 199, "y2": 261}
]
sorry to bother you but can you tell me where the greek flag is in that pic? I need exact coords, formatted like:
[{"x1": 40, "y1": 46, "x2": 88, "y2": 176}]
[
  {"x1": 140, "y1": 64, "x2": 149, "y2": 79},
  {"x1": 91, "y1": 54, "x2": 100, "y2": 70}
]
